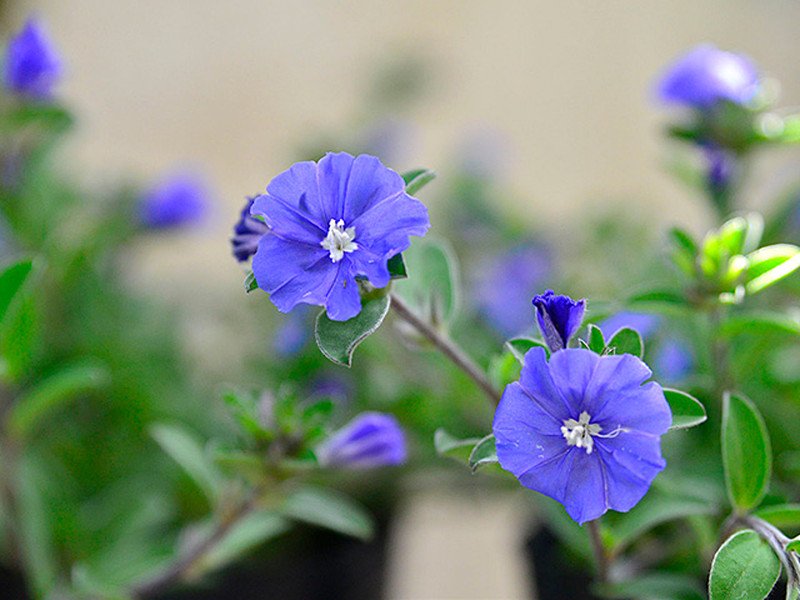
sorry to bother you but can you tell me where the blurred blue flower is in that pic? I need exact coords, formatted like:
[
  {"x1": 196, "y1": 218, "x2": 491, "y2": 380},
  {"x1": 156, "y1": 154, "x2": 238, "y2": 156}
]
[
  {"x1": 251, "y1": 152, "x2": 429, "y2": 321},
  {"x1": 316, "y1": 412, "x2": 407, "y2": 469},
  {"x1": 475, "y1": 243, "x2": 552, "y2": 337},
  {"x1": 532, "y1": 290, "x2": 585, "y2": 352},
  {"x1": 704, "y1": 144, "x2": 735, "y2": 193},
  {"x1": 272, "y1": 305, "x2": 311, "y2": 358},
  {"x1": 599, "y1": 312, "x2": 661, "y2": 340},
  {"x1": 3, "y1": 17, "x2": 63, "y2": 100},
  {"x1": 657, "y1": 44, "x2": 759, "y2": 109},
  {"x1": 138, "y1": 170, "x2": 210, "y2": 230},
  {"x1": 493, "y1": 347, "x2": 670, "y2": 524},
  {"x1": 231, "y1": 197, "x2": 269, "y2": 262},
  {"x1": 654, "y1": 338, "x2": 694, "y2": 383}
]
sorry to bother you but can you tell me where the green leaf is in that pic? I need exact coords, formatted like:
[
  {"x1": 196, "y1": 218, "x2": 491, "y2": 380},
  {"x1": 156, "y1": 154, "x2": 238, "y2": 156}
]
[
  {"x1": 314, "y1": 295, "x2": 391, "y2": 367},
  {"x1": 202, "y1": 510, "x2": 290, "y2": 570},
  {"x1": 387, "y1": 253, "x2": 407, "y2": 280},
  {"x1": 722, "y1": 393, "x2": 772, "y2": 512},
  {"x1": 745, "y1": 244, "x2": 800, "y2": 294},
  {"x1": 280, "y1": 486, "x2": 374, "y2": 541},
  {"x1": 787, "y1": 536, "x2": 800, "y2": 554},
  {"x1": 468, "y1": 434, "x2": 498, "y2": 473},
  {"x1": 595, "y1": 573, "x2": 705, "y2": 600},
  {"x1": 627, "y1": 289, "x2": 689, "y2": 310},
  {"x1": 721, "y1": 311, "x2": 800, "y2": 338},
  {"x1": 663, "y1": 388, "x2": 707, "y2": 431},
  {"x1": 0, "y1": 259, "x2": 34, "y2": 324},
  {"x1": 488, "y1": 351, "x2": 521, "y2": 389},
  {"x1": 402, "y1": 168, "x2": 437, "y2": 195},
  {"x1": 604, "y1": 491, "x2": 715, "y2": 552},
  {"x1": 244, "y1": 270, "x2": 258, "y2": 293},
  {"x1": 393, "y1": 237, "x2": 459, "y2": 327},
  {"x1": 8, "y1": 360, "x2": 110, "y2": 439},
  {"x1": 606, "y1": 327, "x2": 643, "y2": 358},
  {"x1": 709, "y1": 529, "x2": 780, "y2": 600},
  {"x1": 150, "y1": 423, "x2": 223, "y2": 504},
  {"x1": 587, "y1": 324, "x2": 606, "y2": 354},
  {"x1": 434, "y1": 428, "x2": 482, "y2": 464},
  {"x1": 754, "y1": 504, "x2": 800, "y2": 534},
  {"x1": 504, "y1": 337, "x2": 549, "y2": 363}
]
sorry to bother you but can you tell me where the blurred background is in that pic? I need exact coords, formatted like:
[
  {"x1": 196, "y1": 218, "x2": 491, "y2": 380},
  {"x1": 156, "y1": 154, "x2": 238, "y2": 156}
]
[{"x1": 2, "y1": 1, "x2": 800, "y2": 598}]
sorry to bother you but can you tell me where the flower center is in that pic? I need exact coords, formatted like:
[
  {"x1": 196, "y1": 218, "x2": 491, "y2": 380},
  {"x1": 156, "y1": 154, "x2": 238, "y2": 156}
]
[
  {"x1": 561, "y1": 411, "x2": 603, "y2": 455},
  {"x1": 321, "y1": 218, "x2": 358, "y2": 263}
]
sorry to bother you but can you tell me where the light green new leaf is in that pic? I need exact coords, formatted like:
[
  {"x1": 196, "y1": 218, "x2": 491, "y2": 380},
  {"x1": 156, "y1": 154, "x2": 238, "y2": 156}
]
[
  {"x1": 709, "y1": 529, "x2": 780, "y2": 600},
  {"x1": 401, "y1": 168, "x2": 437, "y2": 195},
  {"x1": 587, "y1": 324, "x2": 606, "y2": 354},
  {"x1": 606, "y1": 327, "x2": 643, "y2": 358},
  {"x1": 663, "y1": 388, "x2": 707, "y2": 431},
  {"x1": 722, "y1": 393, "x2": 772, "y2": 512},
  {"x1": 314, "y1": 295, "x2": 391, "y2": 367},
  {"x1": 150, "y1": 423, "x2": 223, "y2": 504},
  {"x1": 280, "y1": 486, "x2": 374, "y2": 541},
  {"x1": 745, "y1": 244, "x2": 800, "y2": 294}
]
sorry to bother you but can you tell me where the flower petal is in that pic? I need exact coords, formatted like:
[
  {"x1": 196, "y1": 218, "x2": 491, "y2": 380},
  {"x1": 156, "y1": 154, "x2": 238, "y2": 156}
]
[
  {"x1": 317, "y1": 152, "x2": 356, "y2": 222},
  {"x1": 324, "y1": 263, "x2": 362, "y2": 321},
  {"x1": 264, "y1": 160, "x2": 329, "y2": 226},
  {"x1": 494, "y1": 381, "x2": 568, "y2": 476},
  {"x1": 252, "y1": 193, "x2": 324, "y2": 245},
  {"x1": 517, "y1": 347, "x2": 572, "y2": 421},
  {"x1": 596, "y1": 431, "x2": 666, "y2": 513},
  {"x1": 548, "y1": 348, "x2": 600, "y2": 416},
  {"x1": 349, "y1": 192, "x2": 430, "y2": 257},
  {"x1": 582, "y1": 353, "x2": 653, "y2": 418},
  {"x1": 350, "y1": 247, "x2": 391, "y2": 289},
  {"x1": 341, "y1": 154, "x2": 406, "y2": 223},
  {"x1": 593, "y1": 381, "x2": 672, "y2": 436}
]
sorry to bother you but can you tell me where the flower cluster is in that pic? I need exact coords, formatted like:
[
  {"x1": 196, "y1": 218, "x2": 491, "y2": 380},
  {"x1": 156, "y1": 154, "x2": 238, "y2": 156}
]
[{"x1": 249, "y1": 152, "x2": 429, "y2": 321}]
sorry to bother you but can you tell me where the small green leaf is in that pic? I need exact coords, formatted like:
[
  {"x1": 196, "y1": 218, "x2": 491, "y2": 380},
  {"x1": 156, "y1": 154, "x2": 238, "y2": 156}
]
[
  {"x1": 721, "y1": 311, "x2": 800, "y2": 338},
  {"x1": 722, "y1": 393, "x2": 772, "y2": 512},
  {"x1": 468, "y1": 434, "x2": 498, "y2": 473},
  {"x1": 8, "y1": 360, "x2": 110, "y2": 439},
  {"x1": 434, "y1": 428, "x2": 482, "y2": 464},
  {"x1": 606, "y1": 327, "x2": 643, "y2": 358},
  {"x1": 402, "y1": 168, "x2": 437, "y2": 195},
  {"x1": 595, "y1": 572, "x2": 705, "y2": 600},
  {"x1": 745, "y1": 244, "x2": 800, "y2": 295},
  {"x1": 150, "y1": 423, "x2": 223, "y2": 504},
  {"x1": 244, "y1": 270, "x2": 258, "y2": 293},
  {"x1": 314, "y1": 295, "x2": 391, "y2": 367},
  {"x1": 504, "y1": 337, "x2": 549, "y2": 363},
  {"x1": 280, "y1": 486, "x2": 374, "y2": 541},
  {"x1": 663, "y1": 388, "x2": 707, "y2": 431},
  {"x1": 488, "y1": 351, "x2": 521, "y2": 389},
  {"x1": 202, "y1": 510, "x2": 289, "y2": 570},
  {"x1": 587, "y1": 324, "x2": 606, "y2": 354},
  {"x1": 787, "y1": 536, "x2": 800, "y2": 554},
  {"x1": 627, "y1": 289, "x2": 689, "y2": 310},
  {"x1": 0, "y1": 259, "x2": 34, "y2": 324},
  {"x1": 754, "y1": 504, "x2": 800, "y2": 534},
  {"x1": 393, "y1": 237, "x2": 459, "y2": 327},
  {"x1": 709, "y1": 529, "x2": 780, "y2": 600},
  {"x1": 387, "y1": 253, "x2": 407, "y2": 280}
]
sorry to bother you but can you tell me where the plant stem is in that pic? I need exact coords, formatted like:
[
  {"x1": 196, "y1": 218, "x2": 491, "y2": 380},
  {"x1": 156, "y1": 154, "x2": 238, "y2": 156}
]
[
  {"x1": 587, "y1": 519, "x2": 610, "y2": 583},
  {"x1": 389, "y1": 293, "x2": 502, "y2": 407},
  {"x1": 131, "y1": 492, "x2": 261, "y2": 599},
  {"x1": 709, "y1": 304, "x2": 733, "y2": 401}
]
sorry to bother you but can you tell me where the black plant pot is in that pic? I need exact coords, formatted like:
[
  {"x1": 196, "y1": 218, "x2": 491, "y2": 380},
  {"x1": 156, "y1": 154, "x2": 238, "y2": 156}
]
[
  {"x1": 524, "y1": 526, "x2": 601, "y2": 600},
  {"x1": 0, "y1": 565, "x2": 28, "y2": 600}
]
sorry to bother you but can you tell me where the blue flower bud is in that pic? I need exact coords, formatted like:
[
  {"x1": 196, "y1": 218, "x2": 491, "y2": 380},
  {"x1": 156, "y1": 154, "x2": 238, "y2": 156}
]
[
  {"x1": 4, "y1": 17, "x2": 63, "y2": 100},
  {"x1": 531, "y1": 290, "x2": 586, "y2": 353},
  {"x1": 316, "y1": 412, "x2": 406, "y2": 469},
  {"x1": 231, "y1": 197, "x2": 269, "y2": 262},
  {"x1": 138, "y1": 170, "x2": 210, "y2": 230}
]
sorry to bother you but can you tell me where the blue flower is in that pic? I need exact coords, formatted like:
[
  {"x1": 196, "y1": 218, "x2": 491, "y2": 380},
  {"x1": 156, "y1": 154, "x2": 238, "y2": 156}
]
[
  {"x1": 231, "y1": 197, "x2": 269, "y2": 262},
  {"x1": 532, "y1": 290, "x2": 586, "y2": 352},
  {"x1": 475, "y1": 243, "x2": 552, "y2": 337},
  {"x1": 316, "y1": 412, "x2": 407, "y2": 469},
  {"x1": 493, "y1": 347, "x2": 671, "y2": 524},
  {"x1": 656, "y1": 44, "x2": 759, "y2": 109},
  {"x1": 251, "y1": 152, "x2": 430, "y2": 321},
  {"x1": 599, "y1": 312, "x2": 661, "y2": 340},
  {"x1": 654, "y1": 338, "x2": 694, "y2": 383},
  {"x1": 138, "y1": 170, "x2": 210, "y2": 230},
  {"x1": 4, "y1": 17, "x2": 63, "y2": 100}
]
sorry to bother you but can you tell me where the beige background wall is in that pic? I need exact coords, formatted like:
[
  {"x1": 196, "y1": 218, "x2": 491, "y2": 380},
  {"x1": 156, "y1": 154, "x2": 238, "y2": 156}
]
[{"x1": 4, "y1": 2, "x2": 800, "y2": 597}]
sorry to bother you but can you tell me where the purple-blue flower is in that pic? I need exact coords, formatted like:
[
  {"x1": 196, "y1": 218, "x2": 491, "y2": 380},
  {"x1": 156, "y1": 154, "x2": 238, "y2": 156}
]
[
  {"x1": 251, "y1": 152, "x2": 430, "y2": 321},
  {"x1": 656, "y1": 44, "x2": 759, "y2": 109},
  {"x1": 654, "y1": 338, "x2": 694, "y2": 383},
  {"x1": 475, "y1": 243, "x2": 552, "y2": 337},
  {"x1": 316, "y1": 412, "x2": 407, "y2": 469},
  {"x1": 138, "y1": 170, "x2": 210, "y2": 230},
  {"x1": 532, "y1": 290, "x2": 586, "y2": 352},
  {"x1": 493, "y1": 347, "x2": 671, "y2": 524},
  {"x1": 4, "y1": 17, "x2": 63, "y2": 100},
  {"x1": 231, "y1": 197, "x2": 269, "y2": 262}
]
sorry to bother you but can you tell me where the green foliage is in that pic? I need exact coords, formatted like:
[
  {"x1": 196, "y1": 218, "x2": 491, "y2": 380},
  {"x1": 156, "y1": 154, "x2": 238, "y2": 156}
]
[
  {"x1": 401, "y1": 168, "x2": 437, "y2": 195},
  {"x1": 663, "y1": 388, "x2": 707, "y2": 431},
  {"x1": 606, "y1": 327, "x2": 644, "y2": 358},
  {"x1": 201, "y1": 511, "x2": 290, "y2": 571},
  {"x1": 468, "y1": 434, "x2": 498, "y2": 473},
  {"x1": 595, "y1": 573, "x2": 705, "y2": 600},
  {"x1": 433, "y1": 428, "x2": 482, "y2": 464},
  {"x1": 244, "y1": 270, "x2": 258, "y2": 293},
  {"x1": 280, "y1": 486, "x2": 374, "y2": 541},
  {"x1": 387, "y1": 253, "x2": 407, "y2": 279},
  {"x1": 504, "y1": 336, "x2": 549, "y2": 362},
  {"x1": 722, "y1": 393, "x2": 772, "y2": 513},
  {"x1": 754, "y1": 504, "x2": 800, "y2": 534},
  {"x1": 709, "y1": 529, "x2": 780, "y2": 600},
  {"x1": 587, "y1": 324, "x2": 606, "y2": 354},
  {"x1": 488, "y1": 350, "x2": 521, "y2": 389},
  {"x1": 314, "y1": 295, "x2": 391, "y2": 367}
]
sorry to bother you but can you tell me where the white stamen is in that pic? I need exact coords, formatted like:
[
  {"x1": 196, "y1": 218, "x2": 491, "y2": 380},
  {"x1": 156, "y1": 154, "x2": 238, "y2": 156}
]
[
  {"x1": 561, "y1": 411, "x2": 605, "y2": 455},
  {"x1": 321, "y1": 218, "x2": 358, "y2": 263}
]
